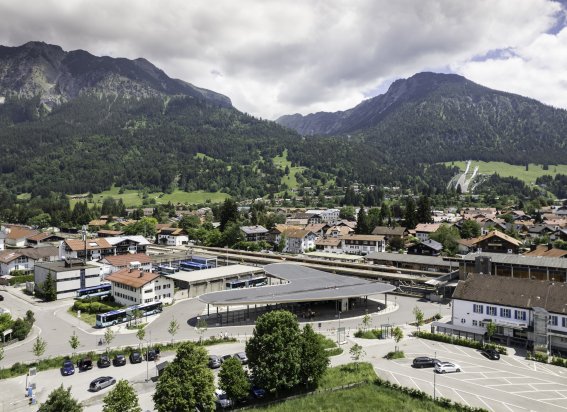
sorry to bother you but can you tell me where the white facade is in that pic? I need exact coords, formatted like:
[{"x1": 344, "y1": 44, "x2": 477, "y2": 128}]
[
  {"x1": 342, "y1": 236, "x2": 386, "y2": 255},
  {"x1": 306, "y1": 209, "x2": 340, "y2": 224},
  {"x1": 108, "y1": 270, "x2": 174, "y2": 306},
  {"x1": 452, "y1": 299, "x2": 530, "y2": 332},
  {"x1": 34, "y1": 261, "x2": 101, "y2": 300},
  {"x1": 284, "y1": 232, "x2": 317, "y2": 254},
  {"x1": 157, "y1": 234, "x2": 189, "y2": 247}
]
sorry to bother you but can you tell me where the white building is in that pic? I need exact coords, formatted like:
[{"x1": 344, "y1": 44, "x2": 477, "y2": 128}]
[
  {"x1": 283, "y1": 229, "x2": 317, "y2": 254},
  {"x1": 157, "y1": 228, "x2": 189, "y2": 247},
  {"x1": 0, "y1": 246, "x2": 59, "y2": 276},
  {"x1": 342, "y1": 234, "x2": 386, "y2": 255},
  {"x1": 436, "y1": 274, "x2": 567, "y2": 354},
  {"x1": 306, "y1": 209, "x2": 340, "y2": 224},
  {"x1": 106, "y1": 268, "x2": 174, "y2": 305},
  {"x1": 98, "y1": 253, "x2": 152, "y2": 278},
  {"x1": 34, "y1": 259, "x2": 101, "y2": 300}
]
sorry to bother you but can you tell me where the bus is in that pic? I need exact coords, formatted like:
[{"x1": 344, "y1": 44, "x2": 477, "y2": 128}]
[
  {"x1": 157, "y1": 265, "x2": 177, "y2": 275},
  {"x1": 95, "y1": 301, "x2": 163, "y2": 328},
  {"x1": 226, "y1": 276, "x2": 268, "y2": 289},
  {"x1": 75, "y1": 283, "x2": 112, "y2": 300}
]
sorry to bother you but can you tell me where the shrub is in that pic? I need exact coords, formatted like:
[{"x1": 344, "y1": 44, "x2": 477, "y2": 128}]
[
  {"x1": 414, "y1": 331, "x2": 507, "y2": 355},
  {"x1": 385, "y1": 351, "x2": 405, "y2": 359},
  {"x1": 8, "y1": 274, "x2": 34, "y2": 286},
  {"x1": 12, "y1": 318, "x2": 32, "y2": 341},
  {"x1": 354, "y1": 329, "x2": 382, "y2": 339}
]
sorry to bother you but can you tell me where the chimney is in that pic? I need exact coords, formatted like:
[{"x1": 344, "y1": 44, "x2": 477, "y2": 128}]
[{"x1": 139, "y1": 271, "x2": 143, "y2": 278}]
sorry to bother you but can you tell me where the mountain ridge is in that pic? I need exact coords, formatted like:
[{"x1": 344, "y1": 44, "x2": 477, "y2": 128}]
[{"x1": 0, "y1": 41, "x2": 231, "y2": 109}]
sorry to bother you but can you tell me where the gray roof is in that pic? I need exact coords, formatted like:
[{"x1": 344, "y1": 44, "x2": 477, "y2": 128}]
[
  {"x1": 164, "y1": 264, "x2": 263, "y2": 283},
  {"x1": 461, "y1": 252, "x2": 567, "y2": 269},
  {"x1": 371, "y1": 226, "x2": 407, "y2": 236},
  {"x1": 365, "y1": 252, "x2": 453, "y2": 268},
  {"x1": 199, "y1": 263, "x2": 396, "y2": 306},
  {"x1": 419, "y1": 239, "x2": 443, "y2": 251},
  {"x1": 453, "y1": 274, "x2": 567, "y2": 315},
  {"x1": 35, "y1": 260, "x2": 98, "y2": 272},
  {"x1": 240, "y1": 225, "x2": 269, "y2": 235}
]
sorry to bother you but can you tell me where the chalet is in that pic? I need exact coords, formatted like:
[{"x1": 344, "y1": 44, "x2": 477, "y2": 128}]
[
  {"x1": 414, "y1": 223, "x2": 441, "y2": 242},
  {"x1": 105, "y1": 236, "x2": 149, "y2": 254},
  {"x1": 267, "y1": 224, "x2": 302, "y2": 246},
  {"x1": 471, "y1": 230, "x2": 522, "y2": 254},
  {"x1": 407, "y1": 239, "x2": 443, "y2": 256},
  {"x1": 240, "y1": 225, "x2": 269, "y2": 242},
  {"x1": 0, "y1": 225, "x2": 39, "y2": 248},
  {"x1": 0, "y1": 246, "x2": 59, "y2": 276},
  {"x1": 342, "y1": 234, "x2": 385, "y2": 255},
  {"x1": 97, "y1": 229, "x2": 125, "y2": 238},
  {"x1": 314, "y1": 237, "x2": 343, "y2": 253},
  {"x1": 59, "y1": 238, "x2": 114, "y2": 261},
  {"x1": 99, "y1": 253, "x2": 153, "y2": 276},
  {"x1": 105, "y1": 268, "x2": 174, "y2": 305},
  {"x1": 326, "y1": 225, "x2": 354, "y2": 238},
  {"x1": 26, "y1": 232, "x2": 66, "y2": 247},
  {"x1": 283, "y1": 229, "x2": 316, "y2": 254},
  {"x1": 304, "y1": 223, "x2": 329, "y2": 237},
  {"x1": 371, "y1": 226, "x2": 408, "y2": 243},
  {"x1": 157, "y1": 228, "x2": 189, "y2": 246}
]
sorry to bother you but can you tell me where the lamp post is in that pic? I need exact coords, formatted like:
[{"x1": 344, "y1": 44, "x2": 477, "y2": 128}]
[
  {"x1": 433, "y1": 350, "x2": 437, "y2": 401},
  {"x1": 337, "y1": 311, "x2": 342, "y2": 344},
  {"x1": 145, "y1": 339, "x2": 149, "y2": 382}
]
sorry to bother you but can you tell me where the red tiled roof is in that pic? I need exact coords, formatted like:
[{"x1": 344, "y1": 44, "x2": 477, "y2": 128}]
[
  {"x1": 106, "y1": 268, "x2": 159, "y2": 288},
  {"x1": 65, "y1": 238, "x2": 112, "y2": 251}
]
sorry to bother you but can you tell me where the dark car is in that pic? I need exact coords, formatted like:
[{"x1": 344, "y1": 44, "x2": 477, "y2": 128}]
[
  {"x1": 0, "y1": 293, "x2": 4, "y2": 301},
  {"x1": 78, "y1": 358, "x2": 93, "y2": 372},
  {"x1": 480, "y1": 348, "x2": 501, "y2": 360},
  {"x1": 250, "y1": 386, "x2": 266, "y2": 399},
  {"x1": 97, "y1": 354, "x2": 111, "y2": 368},
  {"x1": 412, "y1": 357, "x2": 438, "y2": 368},
  {"x1": 220, "y1": 354, "x2": 232, "y2": 364},
  {"x1": 233, "y1": 352, "x2": 248, "y2": 365},
  {"x1": 215, "y1": 390, "x2": 233, "y2": 409},
  {"x1": 208, "y1": 355, "x2": 221, "y2": 369},
  {"x1": 89, "y1": 376, "x2": 116, "y2": 392},
  {"x1": 145, "y1": 349, "x2": 159, "y2": 361},
  {"x1": 113, "y1": 354, "x2": 126, "y2": 366},
  {"x1": 61, "y1": 359, "x2": 75, "y2": 376},
  {"x1": 129, "y1": 351, "x2": 143, "y2": 364}
]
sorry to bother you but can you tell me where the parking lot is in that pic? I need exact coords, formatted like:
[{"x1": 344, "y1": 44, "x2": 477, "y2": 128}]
[{"x1": 374, "y1": 337, "x2": 567, "y2": 412}]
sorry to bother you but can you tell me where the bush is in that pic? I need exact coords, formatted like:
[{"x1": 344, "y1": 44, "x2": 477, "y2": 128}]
[
  {"x1": 354, "y1": 329, "x2": 382, "y2": 339},
  {"x1": 386, "y1": 351, "x2": 405, "y2": 359},
  {"x1": 11, "y1": 318, "x2": 32, "y2": 341},
  {"x1": 414, "y1": 331, "x2": 507, "y2": 355},
  {"x1": 8, "y1": 274, "x2": 34, "y2": 286}
]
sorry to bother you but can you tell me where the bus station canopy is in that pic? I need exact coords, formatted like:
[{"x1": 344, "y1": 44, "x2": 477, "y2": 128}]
[
  {"x1": 198, "y1": 263, "x2": 396, "y2": 307},
  {"x1": 164, "y1": 264, "x2": 263, "y2": 284}
]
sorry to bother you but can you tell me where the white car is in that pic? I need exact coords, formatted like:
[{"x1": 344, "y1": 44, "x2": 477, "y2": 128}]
[{"x1": 435, "y1": 361, "x2": 461, "y2": 374}]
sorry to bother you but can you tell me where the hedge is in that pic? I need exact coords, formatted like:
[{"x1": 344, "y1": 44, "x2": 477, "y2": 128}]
[
  {"x1": 8, "y1": 274, "x2": 34, "y2": 285},
  {"x1": 354, "y1": 329, "x2": 383, "y2": 339},
  {"x1": 414, "y1": 331, "x2": 507, "y2": 355}
]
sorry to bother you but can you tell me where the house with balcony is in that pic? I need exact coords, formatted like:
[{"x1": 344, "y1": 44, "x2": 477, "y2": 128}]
[
  {"x1": 59, "y1": 238, "x2": 115, "y2": 261},
  {"x1": 283, "y1": 229, "x2": 317, "y2": 254},
  {"x1": 342, "y1": 234, "x2": 385, "y2": 255},
  {"x1": 157, "y1": 228, "x2": 189, "y2": 246},
  {"x1": 314, "y1": 237, "x2": 343, "y2": 253},
  {"x1": 0, "y1": 246, "x2": 59, "y2": 276},
  {"x1": 0, "y1": 225, "x2": 39, "y2": 248},
  {"x1": 414, "y1": 223, "x2": 441, "y2": 242},
  {"x1": 240, "y1": 225, "x2": 269, "y2": 242}
]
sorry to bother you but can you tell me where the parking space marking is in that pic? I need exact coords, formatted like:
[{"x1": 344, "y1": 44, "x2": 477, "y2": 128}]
[{"x1": 476, "y1": 395, "x2": 496, "y2": 412}]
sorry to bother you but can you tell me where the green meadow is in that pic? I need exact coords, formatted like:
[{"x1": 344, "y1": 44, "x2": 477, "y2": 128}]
[{"x1": 445, "y1": 161, "x2": 567, "y2": 184}]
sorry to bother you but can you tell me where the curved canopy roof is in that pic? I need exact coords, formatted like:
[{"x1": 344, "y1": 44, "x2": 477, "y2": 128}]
[{"x1": 198, "y1": 263, "x2": 396, "y2": 306}]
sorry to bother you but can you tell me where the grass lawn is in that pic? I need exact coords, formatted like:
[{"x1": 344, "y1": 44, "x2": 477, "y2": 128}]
[
  {"x1": 67, "y1": 307, "x2": 98, "y2": 327},
  {"x1": 69, "y1": 186, "x2": 229, "y2": 208},
  {"x1": 318, "y1": 362, "x2": 376, "y2": 389},
  {"x1": 259, "y1": 382, "x2": 467, "y2": 412},
  {"x1": 444, "y1": 161, "x2": 567, "y2": 184},
  {"x1": 273, "y1": 149, "x2": 306, "y2": 190}
]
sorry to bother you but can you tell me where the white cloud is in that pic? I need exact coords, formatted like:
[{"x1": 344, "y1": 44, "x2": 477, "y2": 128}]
[{"x1": 0, "y1": 0, "x2": 564, "y2": 119}]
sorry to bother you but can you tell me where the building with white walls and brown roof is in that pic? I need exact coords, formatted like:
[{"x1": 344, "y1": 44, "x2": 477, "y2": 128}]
[{"x1": 105, "y1": 268, "x2": 174, "y2": 306}]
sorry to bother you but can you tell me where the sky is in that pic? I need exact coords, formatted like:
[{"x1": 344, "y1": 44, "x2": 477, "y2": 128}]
[{"x1": 1, "y1": 0, "x2": 566, "y2": 120}]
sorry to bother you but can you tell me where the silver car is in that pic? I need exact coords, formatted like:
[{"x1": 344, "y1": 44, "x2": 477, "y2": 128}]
[
  {"x1": 89, "y1": 376, "x2": 116, "y2": 392},
  {"x1": 435, "y1": 362, "x2": 461, "y2": 374}
]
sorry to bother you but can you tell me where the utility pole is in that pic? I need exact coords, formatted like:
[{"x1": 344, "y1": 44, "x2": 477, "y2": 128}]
[{"x1": 433, "y1": 350, "x2": 437, "y2": 401}]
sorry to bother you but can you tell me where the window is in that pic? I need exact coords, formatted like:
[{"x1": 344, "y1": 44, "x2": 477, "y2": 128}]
[
  {"x1": 144, "y1": 289, "x2": 153, "y2": 294},
  {"x1": 486, "y1": 306, "x2": 497, "y2": 316},
  {"x1": 472, "y1": 320, "x2": 478, "y2": 326},
  {"x1": 473, "y1": 304, "x2": 483, "y2": 314},
  {"x1": 461, "y1": 318, "x2": 466, "y2": 324},
  {"x1": 514, "y1": 310, "x2": 527, "y2": 321},
  {"x1": 550, "y1": 316, "x2": 558, "y2": 326},
  {"x1": 563, "y1": 317, "x2": 567, "y2": 328},
  {"x1": 500, "y1": 308, "x2": 511, "y2": 318}
]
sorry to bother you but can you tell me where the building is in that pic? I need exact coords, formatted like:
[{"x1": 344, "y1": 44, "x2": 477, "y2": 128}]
[
  {"x1": 26, "y1": 232, "x2": 65, "y2": 247},
  {"x1": 97, "y1": 230, "x2": 125, "y2": 237},
  {"x1": 407, "y1": 239, "x2": 443, "y2": 256},
  {"x1": 0, "y1": 225, "x2": 39, "y2": 248},
  {"x1": 342, "y1": 234, "x2": 385, "y2": 255},
  {"x1": 104, "y1": 236, "x2": 150, "y2": 254},
  {"x1": 371, "y1": 226, "x2": 408, "y2": 244},
  {"x1": 240, "y1": 225, "x2": 269, "y2": 242},
  {"x1": 283, "y1": 229, "x2": 317, "y2": 254},
  {"x1": 99, "y1": 253, "x2": 152, "y2": 277},
  {"x1": 306, "y1": 209, "x2": 340, "y2": 224},
  {"x1": 414, "y1": 223, "x2": 441, "y2": 242},
  {"x1": 59, "y1": 238, "x2": 114, "y2": 261},
  {"x1": 524, "y1": 244, "x2": 567, "y2": 259},
  {"x1": 0, "y1": 246, "x2": 59, "y2": 276},
  {"x1": 157, "y1": 228, "x2": 189, "y2": 247},
  {"x1": 464, "y1": 230, "x2": 522, "y2": 254},
  {"x1": 105, "y1": 268, "x2": 174, "y2": 305},
  {"x1": 314, "y1": 237, "x2": 343, "y2": 253},
  {"x1": 437, "y1": 274, "x2": 567, "y2": 354},
  {"x1": 34, "y1": 259, "x2": 100, "y2": 299}
]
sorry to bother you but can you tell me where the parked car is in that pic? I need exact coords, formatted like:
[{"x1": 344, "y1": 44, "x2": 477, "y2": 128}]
[
  {"x1": 435, "y1": 362, "x2": 461, "y2": 374},
  {"x1": 250, "y1": 386, "x2": 266, "y2": 399},
  {"x1": 97, "y1": 354, "x2": 111, "y2": 368},
  {"x1": 220, "y1": 354, "x2": 232, "y2": 363},
  {"x1": 208, "y1": 355, "x2": 221, "y2": 369},
  {"x1": 129, "y1": 351, "x2": 143, "y2": 364},
  {"x1": 77, "y1": 358, "x2": 93, "y2": 371},
  {"x1": 113, "y1": 354, "x2": 126, "y2": 367},
  {"x1": 0, "y1": 293, "x2": 4, "y2": 301},
  {"x1": 412, "y1": 357, "x2": 438, "y2": 368},
  {"x1": 61, "y1": 359, "x2": 75, "y2": 376},
  {"x1": 89, "y1": 376, "x2": 116, "y2": 392},
  {"x1": 215, "y1": 389, "x2": 233, "y2": 409},
  {"x1": 233, "y1": 352, "x2": 248, "y2": 365},
  {"x1": 480, "y1": 348, "x2": 500, "y2": 360},
  {"x1": 145, "y1": 349, "x2": 159, "y2": 361}
]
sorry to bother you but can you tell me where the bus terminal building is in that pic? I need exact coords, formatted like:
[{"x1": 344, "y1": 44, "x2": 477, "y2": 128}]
[{"x1": 197, "y1": 263, "x2": 396, "y2": 326}]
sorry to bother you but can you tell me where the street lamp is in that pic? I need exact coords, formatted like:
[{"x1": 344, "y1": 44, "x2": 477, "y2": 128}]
[
  {"x1": 336, "y1": 311, "x2": 342, "y2": 344},
  {"x1": 433, "y1": 350, "x2": 437, "y2": 401}
]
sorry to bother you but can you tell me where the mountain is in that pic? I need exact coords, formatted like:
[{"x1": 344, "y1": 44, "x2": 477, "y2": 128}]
[
  {"x1": 276, "y1": 72, "x2": 567, "y2": 166},
  {"x1": 0, "y1": 41, "x2": 231, "y2": 108}
]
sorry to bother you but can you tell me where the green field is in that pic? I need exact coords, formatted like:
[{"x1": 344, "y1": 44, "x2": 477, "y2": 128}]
[
  {"x1": 69, "y1": 186, "x2": 229, "y2": 208},
  {"x1": 273, "y1": 149, "x2": 306, "y2": 189},
  {"x1": 445, "y1": 161, "x2": 567, "y2": 184}
]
